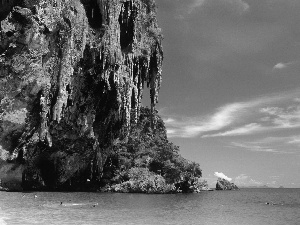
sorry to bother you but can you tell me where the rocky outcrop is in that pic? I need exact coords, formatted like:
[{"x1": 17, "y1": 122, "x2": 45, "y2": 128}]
[
  {"x1": 216, "y1": 178, "x2": 239, "y2": 190},
  {"x1": 0, "y1": 0, "x2": 162, "y2": 191}
]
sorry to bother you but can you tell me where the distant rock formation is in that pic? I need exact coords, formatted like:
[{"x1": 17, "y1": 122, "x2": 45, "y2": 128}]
[{"x1": 216, "y1": 178, "x2": 239, "y2": 190}]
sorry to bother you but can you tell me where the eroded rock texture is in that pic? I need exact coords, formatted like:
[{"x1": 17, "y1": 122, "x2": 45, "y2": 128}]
[
  {"x1": 0, "y1": 0, "x2": 163, "y2": 191},
  {"x1": 216, "y1": 178, "x2": 239, "y2": 191}
]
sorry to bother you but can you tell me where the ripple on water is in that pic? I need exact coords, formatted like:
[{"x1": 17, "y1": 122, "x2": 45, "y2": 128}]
[{"x1": 0, "y1": 189, "x2": 300, "y2": 225}]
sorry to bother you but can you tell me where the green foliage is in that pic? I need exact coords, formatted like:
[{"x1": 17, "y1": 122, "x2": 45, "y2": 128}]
[
  {"x1": 192, "y1": 179, "x2": 209, "y2": 192},
  {"x1": 110, "y1": 167, "x2": 174, "y2": 193},
  {"x1": 101, "y1": 107, "x2": 202, "y2": 193}
]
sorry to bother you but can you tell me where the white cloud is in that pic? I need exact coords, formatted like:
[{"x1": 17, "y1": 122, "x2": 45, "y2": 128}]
[
  {"x1": 273, "y1": 62, "x2": 294, "y2": 70},
  {"x1": 231, "y1": 142, "x2": 279, "y2": 153},
  {"x1": 193, "y1": 0, "x2": 206, "y2": 8},
  {"x1": 273, "y1": 62, "x2": 288, "y2": 69},
  {"x1": 234, "y1": 174, "x2": 263, "y2": 186},
  {"x1": 260, "y1": 107, "x2": 282, "y2": 115},
  {"x1": 287, "y1": 136, "x2": 300, "y2": 145},
  {"x1": 166, "y1": 129, "x2": 176, "y2": 135},
  {"x1": 164, "y1": 118, "x2": 175, "y2": 124},
  {"x1": 253, "y1": 136, "x2": 292, "y2": 144},
  {"x1": 231, "y1": 141, "x2": 296, "y2": 154},
  {"x1": 226, "y1": 0, "x2": 250, "y2": 12},
  {"x1": 163, "y1": 89, "x2": 300, "y2": 138},
  {"x1": 260, "y1": 105, "x2": 300, "y2": 129},
  {"x1": 203, "y1": 123, "x2": 263, "y2": 137},
  {"x1": 269, "y1": 175, "x2": 280, "y2": 179},
  {"x1": 267, "y1": 180, "x2": 277, "y2": 186},
  {"x1": 165, "y1": 102, "x2": 253, "y2": 138},
  {"x1": 188, "y1": 0, "x2": 206, "y2": 13},
  {"x1": 182, "y1": 103, "x2": 247, "y2": 137},
  {"x1": 214, "y1": 172, "x2": 232, "y2": 181},
  {"x1": 252, "y1": 135, "x2": 300, "y2": 152},
  {"x1": 188, "y1": 0, "x2": 249, "y2": 14}
]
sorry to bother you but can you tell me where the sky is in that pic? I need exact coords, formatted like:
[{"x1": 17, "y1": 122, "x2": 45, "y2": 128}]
[{"x1": 152, "y1": 0, "x2": 300, "y2": 188}]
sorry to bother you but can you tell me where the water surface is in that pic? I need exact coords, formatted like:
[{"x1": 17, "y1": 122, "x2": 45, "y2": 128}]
[{"x1": 0, "y1": 188, "x2": 299, "y2": 225}]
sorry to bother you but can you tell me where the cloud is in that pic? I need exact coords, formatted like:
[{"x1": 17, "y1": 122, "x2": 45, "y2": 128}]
[
  {"x1": 253, "y1": 136, "x2": 293, "y2": 144},
  {"x1": 260, "y1": 106, "x2": 300, "y2": 128},
  {"x1": 225, "y1": 0, "x2": 250, "y2": 12},
  {"x1": 192, "y1": 0, "x2": 206, "y2": 8},
  {"x1": 188, "y1": 0, "x2": 249, "y2": 14},
  {"x1": 230, "y1": 141, "x2": 296, "y2": 154},
  {"x1": 234, "y1": 174, "x2": 263, "y2": 186},
  {"x1": 163, "y1": 96, "x2": 277, "y2": 138},
  {"x1": 203, "y1": 123, "x2": 263, "y2": 137},
  {"x1": 232, "y1": 135, "x2": 300, "y2": 155},
  {"x1": 164, "y1": 102, "x2": 254, "y2": 138},
  {"x1": 187, "y1": 0, "x2": 206, "y2": 14},
  {"x1": 166, "y1": 129, "x2": 176, "y2": 135},
  {"x1": 214, "y1": 172, "x2": 232, "y2": 181},
  {"x1": 163, "y1": 89, "x2": 300, "y2": 138},
  {"x1": 273, "y1": 62, "x2": 293, "y2": 70},
  {"x1": 164, "y1": 118, "x2": 175, "y2": 124},
  {"x1": 231, "y1": 142, "x2": 279, "y2": 153},
  {"x1": 273, "y1": 63, "x2": 288, "y2": 69},
  {"x1": 182, "y1": 103, "x2": 248, "y2": 136},
  {"x1": 288, "y1": 137, "x2": 300, "y2": 144}
]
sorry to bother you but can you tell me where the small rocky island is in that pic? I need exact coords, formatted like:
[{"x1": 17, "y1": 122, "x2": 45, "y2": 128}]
[{"x1": 216, "y1": 178, "x2": 239, "y2": 190}]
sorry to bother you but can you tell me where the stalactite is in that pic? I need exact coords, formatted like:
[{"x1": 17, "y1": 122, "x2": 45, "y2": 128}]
[{"x1": 0, "y1": 0, "x2": 163, "y2": 191}]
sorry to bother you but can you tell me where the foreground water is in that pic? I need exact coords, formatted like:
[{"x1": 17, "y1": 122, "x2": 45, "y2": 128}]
[{"x1": 0, "y1": 188, "x2": 299, "y2": 225}]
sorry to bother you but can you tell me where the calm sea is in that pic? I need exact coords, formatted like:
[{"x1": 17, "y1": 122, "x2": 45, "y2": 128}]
[{"x1": 0, "y1": 188, "x2": 299, "y2": 225}]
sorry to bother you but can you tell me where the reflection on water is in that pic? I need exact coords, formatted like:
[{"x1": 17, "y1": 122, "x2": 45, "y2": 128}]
[{"x1": 0, "y1": 189, "x2": 299, "y2": 225}]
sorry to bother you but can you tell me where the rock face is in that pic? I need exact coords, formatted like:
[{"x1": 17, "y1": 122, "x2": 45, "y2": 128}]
[
  {"x1": 0, "y1": 0, "x2": 162, "y2": 191},
  {"x1": 216, "y1": 178, "x2": 239, "y2": 190}
]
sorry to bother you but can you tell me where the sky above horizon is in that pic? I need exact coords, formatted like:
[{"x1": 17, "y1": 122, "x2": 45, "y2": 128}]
[{"x1": 153, "y1": 0, "x2": 300, "y2": 188}]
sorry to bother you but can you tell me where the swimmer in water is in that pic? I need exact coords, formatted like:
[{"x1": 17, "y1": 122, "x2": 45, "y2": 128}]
[{"x1": 266, "y1": 202, "x2": 277, "y2": 205}]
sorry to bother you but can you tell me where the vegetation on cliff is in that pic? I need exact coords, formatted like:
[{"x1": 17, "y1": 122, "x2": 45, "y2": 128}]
[{"x1": 99, "y1": 107, "x2": 204, "y2": 193}]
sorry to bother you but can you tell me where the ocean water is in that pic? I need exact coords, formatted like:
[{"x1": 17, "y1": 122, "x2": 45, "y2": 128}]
[{"x1": 0, "y1": 188, "x2": 299, "y2": 225}]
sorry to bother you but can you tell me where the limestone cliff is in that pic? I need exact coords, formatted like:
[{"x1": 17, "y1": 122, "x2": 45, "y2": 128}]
[
  {"x1": 216, "y1": 178, "x2": 239, "y2": 191},
  {"x1": 0, "y1": 0, "x2": 163, "y2": 191}
]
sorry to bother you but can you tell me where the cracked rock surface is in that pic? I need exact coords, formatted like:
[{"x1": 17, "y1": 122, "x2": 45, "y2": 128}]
[{"x1": 0, "y1": 0, "x2": 163, "y2": 191}]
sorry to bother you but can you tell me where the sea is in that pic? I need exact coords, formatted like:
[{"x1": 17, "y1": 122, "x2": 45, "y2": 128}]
[{"x1": 0, "y1": 188, "x2": 299, "y2": 225}]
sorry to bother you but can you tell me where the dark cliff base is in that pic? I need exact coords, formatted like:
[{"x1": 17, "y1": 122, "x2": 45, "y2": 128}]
[{"x1": 0, "y1": 107, "x2": 205, "y2": 193}]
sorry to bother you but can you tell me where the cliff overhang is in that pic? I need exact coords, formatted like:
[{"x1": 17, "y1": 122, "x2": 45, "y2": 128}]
[{"x1": 0, "y1": 0, "x2": 163, "y2": 191}]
